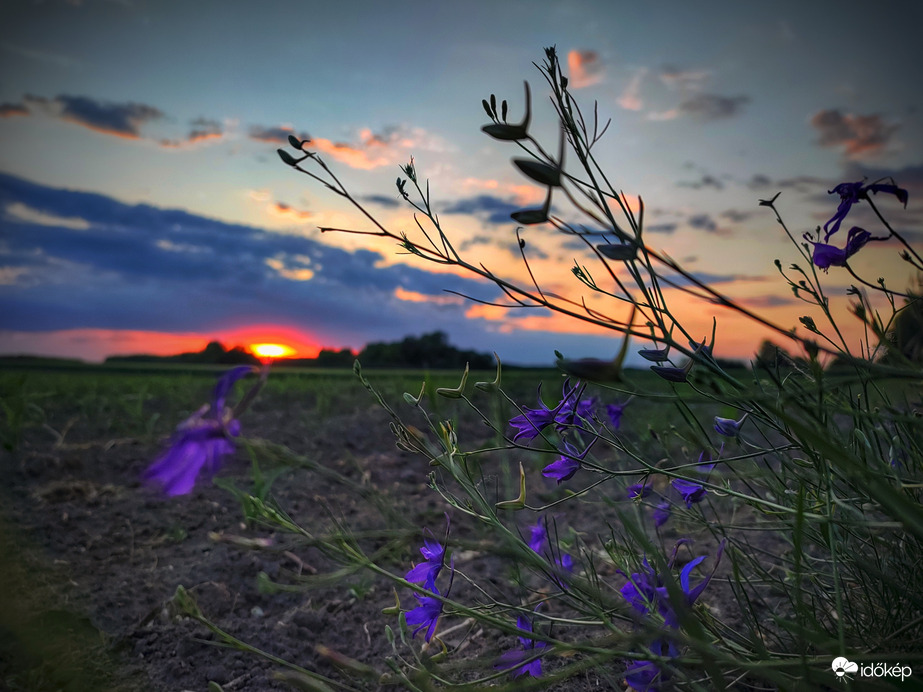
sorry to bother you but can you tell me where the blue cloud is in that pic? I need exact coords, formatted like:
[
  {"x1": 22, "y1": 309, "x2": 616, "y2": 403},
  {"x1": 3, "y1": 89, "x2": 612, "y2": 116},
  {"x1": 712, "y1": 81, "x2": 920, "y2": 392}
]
[
  {"x1": 0, "y1": 173, "x2": 503, "y2": 345},
  {"x1": 442, "y1": 194, "x2": 523, "y2": 224}
]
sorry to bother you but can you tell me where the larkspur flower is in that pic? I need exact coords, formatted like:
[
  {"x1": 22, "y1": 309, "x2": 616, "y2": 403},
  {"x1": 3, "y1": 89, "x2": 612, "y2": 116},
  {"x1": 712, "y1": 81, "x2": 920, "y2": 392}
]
[
  {"x1": 628, "y1": 482, "x2": 652, "y2": 500},
  {"x1": 527, "y1": 517, "x2": 575, "y2": 586},
  {"x1": 695, "y1": 448, "x2": 720, "y2": 474},
  {"x1": 495, "y1": 610, "x2": 548, "y2": 678},
  {"x1": 619, "y1": 543, "x2": 726, "y2": 691},
  {"x1": 824, "y1": 180, "x2": 908, "y2": 241},
  {"x1": 671, "y1": 478, "x2": 707, "y2": 508},
  {"x1": 143, "y1": 366, "x2": 257, "y2": 496},
  {"x1": 405, "y1": 586, "x2": 443, "y2": 641},
  {"x1": 405, "y1": 527, "x2": 446, "y2": 588},
  {"x1": 509, "y1": 380, "x2": 584, "y2": 442},
  {"x1": 806, "y1": 226, "x2": 873, "y2": 271},
  {"x1": 638, "y1": 346, "x2": 671, "y2": 363},
  {"x1": 542, "y1": 439, "x2": 585, "y2": 484},
  {"x1": 508, "y1": 385, "x2": 558, "y2": 442},
  {"x1": 620, "y1": 541, "x2": 726, "y2": 630},
  {"x1": 606, "y1": 398, "x2": 631, "y2": 429},
  {"x1": 528, "y1": 520, "x2": 547, "y2": 553},
  {"x1": 714, "y1": 413, "x2": 747, "y2": 438},
  {"x1": 554, "y1": 387, "x2": 597, "y2": 431},
  {"x1": 653, "y1": 501, "x2": 671, "y2": 528}
]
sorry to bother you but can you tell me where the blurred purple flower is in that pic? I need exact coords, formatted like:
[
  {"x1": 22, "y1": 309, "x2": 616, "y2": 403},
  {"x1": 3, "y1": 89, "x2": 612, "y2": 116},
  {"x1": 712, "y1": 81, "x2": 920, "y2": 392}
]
[
  {"x1": 143, "y1": 366, "x2": 255, "y2": 496},
  {"x1": 555, "y1": 390, "x2": 597, "y2": 430},
  {"x1": 650, "y1": 363, "x2": 691, "y2": 383},
  {"x1": 624, "y1": 657, "x2": 665, "y2": 692},
  {"x1": 606, "y1": 399, "x2": 630, "y2": 429},
  {"x1": 621, "y1": 541, "x2": 726, "y2": 628},
  {"x1": 696, "y1": 449, "x2": 718, "y2": 474},
  {"x1": 824, "y1": 180, "x2": 908, "y2": 241},
  {"x1": 671, "y1": 478, "x2": 707, "y2": 508},
  {"x1": 619, "y1": 543, "x2": 725, "y2": 691},
  {"x1": 714, "y1": 413, "x2": 747, "y2": 438},
  {"x1": 528, "y1": 520, "x2": 547, "y2": 553},
  {"x1": 528, "y1": 517, "x2": 574, "y2": 587},
  {"x1": 405, "y1": 586, "x2": 443, "y2": 641},
  {"x1": 495, "y1": 611, "x2": 548, "y2": 678},
  {"x1": 628, "y1": 482, "x2": 652, "y2": 500},
  {"x1": 638, "y1": 347, "x2": 670, "y2": 363},
  {"x1": 807, "y1": 226, "x2": 872, "y2": 272},
  {"x1": 653, "y1": 501, "x2": 671, "y2": 528}
]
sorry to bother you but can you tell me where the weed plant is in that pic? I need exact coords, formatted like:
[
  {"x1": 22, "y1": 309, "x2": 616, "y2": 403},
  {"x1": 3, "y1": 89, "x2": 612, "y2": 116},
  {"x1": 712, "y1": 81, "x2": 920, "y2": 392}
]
[{"x1": 149, "y1": 48, "x2": 922, "y2": 690}]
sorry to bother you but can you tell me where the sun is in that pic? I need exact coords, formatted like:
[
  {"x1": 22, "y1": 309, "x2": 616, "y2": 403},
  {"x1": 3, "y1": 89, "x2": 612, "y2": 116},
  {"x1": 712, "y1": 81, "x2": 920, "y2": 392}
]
[{"x1": 251, "y1": 343, "x2": 295, "y2": 359}]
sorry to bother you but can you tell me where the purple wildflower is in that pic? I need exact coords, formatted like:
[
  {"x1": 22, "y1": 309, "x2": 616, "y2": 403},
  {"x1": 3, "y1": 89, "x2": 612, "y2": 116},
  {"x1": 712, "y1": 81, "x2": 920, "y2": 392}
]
[
  {"x1": 495, "y1": 611, "x2": 548, "y2": 678},
  {"x1": 714, "y1": 413, "x2": 747, "y2": 438},
  {"x1": 671, "y1": 478, "x2": 707, "y2": 508},
  {"x1": 405, "y1": 586, "x2": 443, "y2": 641},
  {"x1": 542, "y1": 439, "x2": 585, "y2": 484},
  {"x1": 620, "y1": 541, "x2": 726, "y2": 628},
  {"x1": 405, "y1": 527, "x2": 446, "y2": 588},
  {"x1": 638, "y1": 347, "x2": 670, "y2": 363},
  {"x1": 618, "y1": 542, "x2": 726, "y2": 691},
  {"x1": 824, "y1": 180, "x2": 908, "y2": 241},
  {"x1": 627, "y1": 482, "x2": 652, "y2": 500},
  {"x1": 527, "y1": 517, "x2": 575, "y2": 586},
  {"x1": 528, "y1": 520, "x2": 547, "y2": 553},
  {"x1": 695, "y1": 448, "x2": 719, "y2": 474},
  {"x1": 554, "y1": 386, "x2": 596, "y2": 431},
  {"x1": 606, "y1": 399, "x2": 630, "y2": 429},
  {"x1": 806, "y1": 226, "x2": 873, "y2": 272},
  {"x1": 650, "y1": 359, "x2": 693, "y2": 383},
  {"x1": 509, "y1": 385, "x2": 558, "y2": 442},
  {"x1": 143, "y1": 366, "x2": 256, "y2": 496},
  {"x1": 653, "y1": 501, "x2": 671, "y2": 528}
]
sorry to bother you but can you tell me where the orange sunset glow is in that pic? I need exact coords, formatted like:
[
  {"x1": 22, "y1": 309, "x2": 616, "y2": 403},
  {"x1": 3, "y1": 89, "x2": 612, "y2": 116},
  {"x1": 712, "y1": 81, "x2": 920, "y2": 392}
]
[{"x1": 251, "y1": 343, "x2": 295, "y2": 358}]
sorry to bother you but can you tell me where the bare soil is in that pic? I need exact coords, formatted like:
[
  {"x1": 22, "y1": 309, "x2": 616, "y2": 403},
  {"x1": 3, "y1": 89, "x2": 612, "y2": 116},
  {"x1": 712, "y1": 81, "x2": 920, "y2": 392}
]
[{"x1": 0, "y1": 372, "x2": 736, "y2": 692}]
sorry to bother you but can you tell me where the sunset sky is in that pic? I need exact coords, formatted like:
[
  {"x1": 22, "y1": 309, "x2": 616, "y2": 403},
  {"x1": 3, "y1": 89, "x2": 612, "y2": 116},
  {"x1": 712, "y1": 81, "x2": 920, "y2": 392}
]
[{"x1": 1, "y1": 0, "x2": 921, "y2": 365}]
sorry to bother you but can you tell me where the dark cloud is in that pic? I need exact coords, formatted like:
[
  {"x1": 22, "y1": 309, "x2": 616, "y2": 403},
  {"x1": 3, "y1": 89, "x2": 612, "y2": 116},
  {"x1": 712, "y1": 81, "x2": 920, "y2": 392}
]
[
  {"x1": 362, "y1": 194, "x2": 402, "y2": 209},
  {"x1": 0, "y1": 102, "x2": 29, "y2": 117},
  {"x1": 0, "y1": 173, "x2": 501, "y2": 342},
  {"x1": 160, "y1": 117, "x2": 223, "y2": 147},
  {"x1": 249, "y1": 125, "x2": 310, "y2": 144},
  {"x1": 661, "y1": 270, "x2": 767, "y2": 288},
  {"x1": 658, "y1": 65, "x2": 709, "y2": 90},
  {"x1": 678, "y1": 174, "x2": 724, "y2": 190},
  {"x1": 747, "y1": 174, "x2": 772, "y2": 190},
  {"x1": 442, "y1": 195, "x2": 522, "y2": 225},
  {"x1": 678, "y1": 93, "x2": 749, "y2": 120},
  {"x1": 810, "y1": 109, "x2": 899, "y2": 160},
  {"x1": 776, "y1": 175, "x2": 828, "y2": 192},
  {"x1": 720, "y1": 209, "x2": 755, "y2": 223},
  {"x1": 687, "y1": 213, "x2": 718, "y2": 233},
  {"x1": 740, "y1": 295, "x2": 799, "y2": 308},
  {"x1": 645, "y1": 222, "x2": 677, "y2": 234},
  {"x1": 24, "y1": 93, "x2": 164, "y2": 138}
]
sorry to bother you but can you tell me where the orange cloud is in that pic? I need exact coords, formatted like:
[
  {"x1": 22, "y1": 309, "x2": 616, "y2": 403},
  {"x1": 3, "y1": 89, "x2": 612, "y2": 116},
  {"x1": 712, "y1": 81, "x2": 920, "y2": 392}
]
[
  {"x1": 617, "y1": 69, "x2": 646, "y2": 111},
  {"x1": 459, "y1": 178, "x2": 548, "y2": 206},
  {"x1": 810, "y1": 109, "x2": 899, "y2": 160},
  {"x1": 268, "y1": 201, "x2": 313, "y2": 223},
  {"x1": 394, "y1": 286, "x2": 464, "y2": 305},
  {"x1": 567, "y1": 49, "x2": 604, "y2": 89}
]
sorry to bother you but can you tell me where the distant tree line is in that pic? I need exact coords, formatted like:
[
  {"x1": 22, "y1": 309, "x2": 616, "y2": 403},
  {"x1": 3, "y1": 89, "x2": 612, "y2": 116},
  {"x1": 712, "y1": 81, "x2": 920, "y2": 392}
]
[
  {"x1": 104, "y1": 331, "x2": 496, "y2": 369},
  {"x1": 106, "y1": 341, "x2": 259, "y2": 365},
  {"x1": 356, "y1": 331, "x2": 495, "y2": 369}
]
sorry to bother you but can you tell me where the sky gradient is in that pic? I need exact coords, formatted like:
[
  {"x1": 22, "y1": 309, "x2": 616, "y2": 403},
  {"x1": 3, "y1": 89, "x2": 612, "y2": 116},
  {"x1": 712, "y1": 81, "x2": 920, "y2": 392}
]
[{"x1": 1, "y1": 0, "x2": 921, "y2": 365}]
